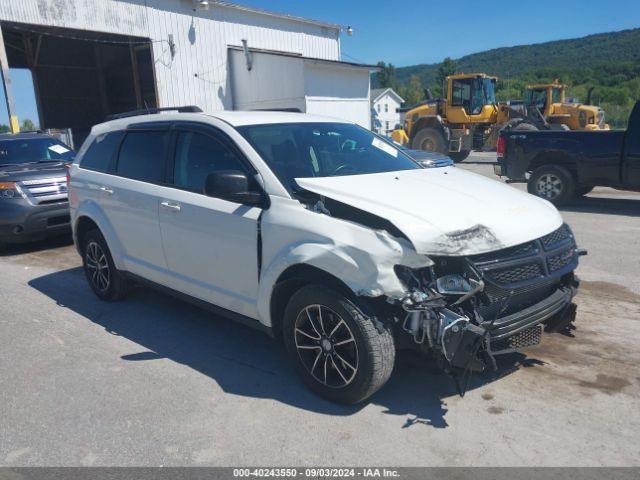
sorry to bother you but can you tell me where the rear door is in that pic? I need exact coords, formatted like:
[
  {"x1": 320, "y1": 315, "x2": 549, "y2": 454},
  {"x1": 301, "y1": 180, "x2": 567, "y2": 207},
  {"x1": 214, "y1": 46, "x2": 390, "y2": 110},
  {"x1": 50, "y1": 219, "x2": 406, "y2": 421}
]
[
  {"x1": 158, "y1": 124, "x2": 262, "y2": 319},
  {"x1": 104, "y1": 127, "x2": 170, "y2": 283},
  {"x1": 623, "y1": 101, "x2": 640, "y2": 187}
]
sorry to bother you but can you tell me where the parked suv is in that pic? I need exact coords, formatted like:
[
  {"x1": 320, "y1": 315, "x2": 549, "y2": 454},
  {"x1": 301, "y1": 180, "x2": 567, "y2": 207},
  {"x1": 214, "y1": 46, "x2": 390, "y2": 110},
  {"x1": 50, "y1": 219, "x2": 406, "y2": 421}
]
[
  {"x1": 0, "y1": 132, "x2": 74, "y2": 250},
  {"x1": 69, "y1": 107, "x2": 582, "y2": 403}
]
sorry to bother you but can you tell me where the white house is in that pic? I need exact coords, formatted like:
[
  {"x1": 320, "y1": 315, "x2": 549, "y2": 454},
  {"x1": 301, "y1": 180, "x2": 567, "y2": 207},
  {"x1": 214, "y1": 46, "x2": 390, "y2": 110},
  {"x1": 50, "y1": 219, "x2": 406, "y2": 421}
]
[
  {"x1": 370, "y1": 88, "x2": 404, "y2": 135},
  {"x1": 0, "y1": 0, "x2": 375, "y2": 145}
]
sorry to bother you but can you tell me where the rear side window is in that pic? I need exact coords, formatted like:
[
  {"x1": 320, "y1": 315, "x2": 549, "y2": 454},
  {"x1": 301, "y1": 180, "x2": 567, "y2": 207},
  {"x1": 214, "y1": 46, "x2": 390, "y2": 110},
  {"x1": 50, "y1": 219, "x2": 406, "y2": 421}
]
[
  {"x1": 116, "y1": 131, "x2": 168, "y2": 183},
  {"x1": 80, "y1": 131, "x2": 124, "y2": 172}
]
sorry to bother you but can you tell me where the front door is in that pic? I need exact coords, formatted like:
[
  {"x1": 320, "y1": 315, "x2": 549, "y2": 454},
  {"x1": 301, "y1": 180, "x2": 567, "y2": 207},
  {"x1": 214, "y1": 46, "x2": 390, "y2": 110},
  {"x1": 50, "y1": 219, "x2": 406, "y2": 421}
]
[{"x1": 158, "y1": 127, "x2": 262, "y2": 319}]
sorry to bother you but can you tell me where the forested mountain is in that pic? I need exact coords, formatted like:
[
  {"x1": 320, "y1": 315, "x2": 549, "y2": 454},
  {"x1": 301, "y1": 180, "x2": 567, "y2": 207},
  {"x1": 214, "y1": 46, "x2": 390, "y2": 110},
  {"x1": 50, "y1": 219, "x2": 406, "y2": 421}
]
[{"x1": 374, "y1": 28, "x2": 640, "y2": 127}]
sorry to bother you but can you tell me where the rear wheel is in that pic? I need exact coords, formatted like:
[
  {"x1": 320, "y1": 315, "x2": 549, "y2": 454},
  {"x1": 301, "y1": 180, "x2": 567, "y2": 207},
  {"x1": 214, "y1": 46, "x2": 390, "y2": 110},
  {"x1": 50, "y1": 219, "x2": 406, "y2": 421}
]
[
  {"x1": 449, "y1": 150, "x2": 470, "y2": 163},
  {"x1": 528, "y1": 165, "x2": 575, "y2": 205},
  {"x1": 283, "y1": 285, "x2": 395, "y2": 404},
  {"x1": 82, "y1": 229, "x2": 129, "y2": 300},
  {"x1": 411, "y1": 127, "x2": 446, "y2": 153}
]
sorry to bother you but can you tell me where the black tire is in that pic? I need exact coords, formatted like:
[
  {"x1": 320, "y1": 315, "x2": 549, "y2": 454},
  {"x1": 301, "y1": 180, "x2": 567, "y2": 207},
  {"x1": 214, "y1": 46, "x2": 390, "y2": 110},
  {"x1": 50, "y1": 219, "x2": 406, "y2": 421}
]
[
  {"x1": 449, "y1": 150, "x2": 470, "y2": 163},
  {"x1": 411, "y1": 127, "x2": 446, "y2": 153},
  {"x1": 282, "y1": 285, "x2": 395, "y2": 404},
  {"x1": 576, "y1": 185, "x2": 594, "y2": 196},
  {"x1": 82, "y1": 229, "x2": 128, "y2": 301},
  {"x1": 528, "y1": 165, "x2": 576, "y2": 205}
]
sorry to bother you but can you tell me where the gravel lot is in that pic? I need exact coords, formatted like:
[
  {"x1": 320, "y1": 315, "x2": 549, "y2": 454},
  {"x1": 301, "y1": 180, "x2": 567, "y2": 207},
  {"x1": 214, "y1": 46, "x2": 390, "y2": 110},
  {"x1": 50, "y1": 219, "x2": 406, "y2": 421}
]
[{"x1": 1, "y1": 153, "x2": 639, "y2": 466}]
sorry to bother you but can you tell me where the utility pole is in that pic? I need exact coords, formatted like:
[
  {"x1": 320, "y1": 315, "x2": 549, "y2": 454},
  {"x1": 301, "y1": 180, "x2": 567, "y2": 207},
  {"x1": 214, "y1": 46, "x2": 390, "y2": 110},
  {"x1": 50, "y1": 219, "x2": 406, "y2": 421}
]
[{"x1": 0, "y1": 26, "x2": 19, "y2": 133}]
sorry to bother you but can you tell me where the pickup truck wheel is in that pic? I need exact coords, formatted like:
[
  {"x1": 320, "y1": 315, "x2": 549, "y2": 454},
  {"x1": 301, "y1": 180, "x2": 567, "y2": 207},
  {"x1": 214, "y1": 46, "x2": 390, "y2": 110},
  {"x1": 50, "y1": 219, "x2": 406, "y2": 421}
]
[
  {"x1": 528, "y1": 165, "x2": 575, "y2": 205},
  {"x1": 82, "y1": 229, "x2": 128, "y2": 301},
  {"x1": 283, "y1": 285, "x2": 395, "y2": 404},
  {"x1": 449, "y1": 150, "x2": 470, "y2": 163},
  {"x1": 411, "y1": 127, "x2": 446, "y2": 153}
]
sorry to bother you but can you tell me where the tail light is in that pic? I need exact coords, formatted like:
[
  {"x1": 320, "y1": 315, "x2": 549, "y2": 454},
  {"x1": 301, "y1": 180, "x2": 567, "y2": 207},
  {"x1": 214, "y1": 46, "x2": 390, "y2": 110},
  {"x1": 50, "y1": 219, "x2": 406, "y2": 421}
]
[{"x1": 497, "y1": 136, "x2": 506, "y2": 158}]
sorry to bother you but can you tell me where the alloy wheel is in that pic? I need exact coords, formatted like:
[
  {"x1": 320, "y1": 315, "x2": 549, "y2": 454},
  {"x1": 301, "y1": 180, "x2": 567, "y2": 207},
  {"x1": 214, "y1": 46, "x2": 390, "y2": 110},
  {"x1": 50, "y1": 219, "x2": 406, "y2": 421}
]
[
  {"x1": 85, "y1": 241, "x2": 110, "y2": 292},
  {"x1": 294, "y1": 304, "x2": 359, "y2": 388},
  {"x1": 536, "y1": 173, "x2": 563, "y2": 200}
]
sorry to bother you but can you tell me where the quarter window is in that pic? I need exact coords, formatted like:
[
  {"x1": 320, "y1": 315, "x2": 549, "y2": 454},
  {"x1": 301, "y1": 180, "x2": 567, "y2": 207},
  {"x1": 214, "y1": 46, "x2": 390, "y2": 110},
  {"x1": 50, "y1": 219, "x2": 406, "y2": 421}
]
[
  {"x1": 172, "y1": 131, "x2": 246, "y2": 193},
  {"x1": 116, "y1": 131, "x2": 168, "y2": 182}
]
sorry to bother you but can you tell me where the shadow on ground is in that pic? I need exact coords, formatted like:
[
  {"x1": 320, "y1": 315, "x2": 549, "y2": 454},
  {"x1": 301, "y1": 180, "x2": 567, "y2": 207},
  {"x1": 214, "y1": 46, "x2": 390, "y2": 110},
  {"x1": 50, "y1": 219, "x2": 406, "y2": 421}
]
[
  {"x1": 29, "y1": 266, "x2": 544, "y2": 429},
  {"x1": 0, "y1": 234, "x2": 73, "y2": 257},
  {"x1": 560, "y1": 196, "x2": 640, "y2": 217}
]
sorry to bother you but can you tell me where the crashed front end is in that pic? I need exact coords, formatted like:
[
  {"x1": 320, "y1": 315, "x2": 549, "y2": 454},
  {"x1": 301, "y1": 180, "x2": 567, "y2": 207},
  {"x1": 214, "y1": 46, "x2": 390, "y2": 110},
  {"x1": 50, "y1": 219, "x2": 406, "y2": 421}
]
[{"x1": 391, "y1": 223, "x2": 581, "y2": 382}]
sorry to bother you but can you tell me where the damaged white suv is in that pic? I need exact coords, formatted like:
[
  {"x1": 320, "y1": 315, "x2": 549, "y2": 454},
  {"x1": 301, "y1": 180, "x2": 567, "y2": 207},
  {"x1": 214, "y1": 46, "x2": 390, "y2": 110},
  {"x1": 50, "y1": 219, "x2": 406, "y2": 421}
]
[{"x1": 69, "y1": 107, "x2": 582, "y2": 403}]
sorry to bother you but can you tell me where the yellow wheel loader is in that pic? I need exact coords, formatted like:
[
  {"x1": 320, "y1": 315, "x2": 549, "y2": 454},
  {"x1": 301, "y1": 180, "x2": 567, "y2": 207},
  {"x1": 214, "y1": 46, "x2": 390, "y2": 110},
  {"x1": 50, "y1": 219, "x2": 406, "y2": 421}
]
[
  {"x1": 524, "y1": 80, "x2": 609, "y2": 131},
  {"x1": 391, "y1": 73, "x2": 526, "y2": 162}
]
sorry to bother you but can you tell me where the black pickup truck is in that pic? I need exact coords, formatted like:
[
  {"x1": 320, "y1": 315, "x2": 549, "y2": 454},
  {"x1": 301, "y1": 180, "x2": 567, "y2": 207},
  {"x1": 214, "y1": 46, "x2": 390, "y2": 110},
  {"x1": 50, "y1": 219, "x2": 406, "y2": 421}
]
[
  {"x1": 495, "y1": 100, "x2": 640, "y2": 205},
  {"x1": 0, "y1": 132, "x2": 74, "y2": 250}
]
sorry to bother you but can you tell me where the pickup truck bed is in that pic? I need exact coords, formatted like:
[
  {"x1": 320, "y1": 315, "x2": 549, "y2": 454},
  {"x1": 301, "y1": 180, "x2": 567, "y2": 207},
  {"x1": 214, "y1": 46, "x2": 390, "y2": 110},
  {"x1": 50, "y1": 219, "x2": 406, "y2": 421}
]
[{"x1": 496, "y1": 100, "x2": 640, "y2": 204}]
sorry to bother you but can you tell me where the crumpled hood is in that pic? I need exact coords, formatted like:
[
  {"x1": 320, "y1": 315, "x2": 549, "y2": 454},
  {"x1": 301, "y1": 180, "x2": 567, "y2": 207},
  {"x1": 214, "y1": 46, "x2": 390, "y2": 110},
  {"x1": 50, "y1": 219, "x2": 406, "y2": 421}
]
[{"x1": 295, "y1": 167, "x2": 563, "y2": 256}]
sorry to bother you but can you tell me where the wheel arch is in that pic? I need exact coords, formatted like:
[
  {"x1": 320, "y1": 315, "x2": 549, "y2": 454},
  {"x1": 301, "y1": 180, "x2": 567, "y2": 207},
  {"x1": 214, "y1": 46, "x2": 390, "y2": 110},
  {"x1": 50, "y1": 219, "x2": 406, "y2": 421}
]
[
  {"x1": 529, "y1": 152, "x2": 578, "y2": 178},
  {"x1": 73, "y1": 204, "x2": 125, "y2": 270},
  {"x1": 410, "y1": 116, "x2": 446, "y2": 141},
  {"x1": 269, "y1": 264, "x2": 358, "y2": 340}
]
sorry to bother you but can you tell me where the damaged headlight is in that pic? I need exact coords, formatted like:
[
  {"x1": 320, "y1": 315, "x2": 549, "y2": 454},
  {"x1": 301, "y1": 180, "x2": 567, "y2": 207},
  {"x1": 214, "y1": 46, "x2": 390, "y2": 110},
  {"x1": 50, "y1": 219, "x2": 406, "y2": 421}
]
[{"x1": 394, "y1": 264, "x2": 433, "y2": 291}]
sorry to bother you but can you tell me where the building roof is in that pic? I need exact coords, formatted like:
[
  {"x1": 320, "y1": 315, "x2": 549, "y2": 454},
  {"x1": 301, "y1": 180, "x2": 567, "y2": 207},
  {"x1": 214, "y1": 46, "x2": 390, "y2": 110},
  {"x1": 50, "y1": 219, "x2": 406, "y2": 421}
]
[
  {"x1": 212, "y1": 1, "x2": 342, "y2": 30},
  {"x1": 228, "y1": 45, "x2": 379, "y2": 70},
  {"x1": 370, "y1": 88, "x2": 405, "y2": 105}
]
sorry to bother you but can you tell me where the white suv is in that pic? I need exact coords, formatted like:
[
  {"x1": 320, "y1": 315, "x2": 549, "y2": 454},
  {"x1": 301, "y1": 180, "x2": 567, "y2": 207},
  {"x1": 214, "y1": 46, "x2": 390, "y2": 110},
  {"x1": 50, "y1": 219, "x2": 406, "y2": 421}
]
[{"x1": 69, "y1": 107, "x2": 581, "y2": 403}]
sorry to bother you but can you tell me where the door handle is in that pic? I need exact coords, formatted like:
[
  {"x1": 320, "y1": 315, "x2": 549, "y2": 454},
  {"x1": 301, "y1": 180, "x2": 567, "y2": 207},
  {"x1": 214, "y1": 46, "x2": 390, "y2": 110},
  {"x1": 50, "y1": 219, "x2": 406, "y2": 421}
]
[
  {"x1": 99, "y1": 186, "x2": 114, "y2": 195},
  {"x1": 161, "y1": 200, "x2": 181, "y2": 212}
]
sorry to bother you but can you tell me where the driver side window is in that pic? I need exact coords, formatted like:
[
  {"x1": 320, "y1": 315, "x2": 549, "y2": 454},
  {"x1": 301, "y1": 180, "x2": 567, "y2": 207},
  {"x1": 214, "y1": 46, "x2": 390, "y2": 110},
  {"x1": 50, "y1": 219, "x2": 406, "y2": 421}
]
[{"x1": 172, "y1": 131, "x2": 246, "y2": 194}]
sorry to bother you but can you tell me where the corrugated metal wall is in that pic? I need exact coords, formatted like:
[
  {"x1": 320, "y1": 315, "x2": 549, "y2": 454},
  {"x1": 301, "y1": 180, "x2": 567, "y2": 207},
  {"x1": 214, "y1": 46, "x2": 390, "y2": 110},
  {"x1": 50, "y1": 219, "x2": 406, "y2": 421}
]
[{"x1": 0, "y1": 0, "x2": 340, "y2": 111}]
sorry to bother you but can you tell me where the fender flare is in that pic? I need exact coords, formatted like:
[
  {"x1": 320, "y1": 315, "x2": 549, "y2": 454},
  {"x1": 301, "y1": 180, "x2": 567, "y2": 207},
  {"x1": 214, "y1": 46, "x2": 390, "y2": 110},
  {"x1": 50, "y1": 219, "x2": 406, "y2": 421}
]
[{"x1": 74, "y1": 201, "x2": 126, "y2": 270}]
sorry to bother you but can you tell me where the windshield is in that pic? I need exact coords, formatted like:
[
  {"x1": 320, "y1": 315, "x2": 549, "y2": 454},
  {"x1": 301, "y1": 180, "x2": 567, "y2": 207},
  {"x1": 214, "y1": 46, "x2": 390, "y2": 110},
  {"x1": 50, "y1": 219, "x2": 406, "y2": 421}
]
[
  {"x1": 451, "y1": 77, "x2": 496, "y2": 114},
  {"x1": 238, "y1": 122, "x2": 420, "y2": 191},
  {"x1": 0, "y1": 137, "x2": 75, "y2": 166},
  {"x1": 525, "y1": 89, "x2": 547, "y2": 110}
]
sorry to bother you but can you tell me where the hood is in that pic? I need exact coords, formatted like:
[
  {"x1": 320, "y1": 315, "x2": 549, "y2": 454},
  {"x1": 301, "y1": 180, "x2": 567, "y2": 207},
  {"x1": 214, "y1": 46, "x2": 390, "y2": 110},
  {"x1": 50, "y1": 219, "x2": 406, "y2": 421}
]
[
  {"x1": 0, "y1": 162, "x2": 68, "y2": 182},
  {"x1": 295, "y1": 167, "x2": 562, "y2": 256}
]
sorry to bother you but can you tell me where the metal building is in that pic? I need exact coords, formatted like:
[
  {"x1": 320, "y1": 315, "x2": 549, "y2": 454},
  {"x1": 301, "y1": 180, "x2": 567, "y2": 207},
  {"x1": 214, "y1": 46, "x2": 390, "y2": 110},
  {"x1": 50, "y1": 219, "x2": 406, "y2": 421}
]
[{"x1": 0, "y1": 0, "x2": 374, "y2": 144}]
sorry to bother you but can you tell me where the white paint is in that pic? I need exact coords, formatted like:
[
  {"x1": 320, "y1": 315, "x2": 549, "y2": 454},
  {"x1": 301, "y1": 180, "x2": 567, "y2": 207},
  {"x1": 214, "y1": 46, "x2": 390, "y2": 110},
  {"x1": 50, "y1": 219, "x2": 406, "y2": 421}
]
[
  {"x1": 230, "y1": 50, "x2": 372, "y2": 128},
  {"x1": 71, "y1": 111, "x2": 563, "y2": 329},
  {"x1": 0, "y1": 0, "x2": 341, "y2": 112},
  {"x1": 295, "y1": 167, "x2": 562, "y2": 256},
  {"x1": 370, "y1": 88, "x2": 404, "y2": 135}
]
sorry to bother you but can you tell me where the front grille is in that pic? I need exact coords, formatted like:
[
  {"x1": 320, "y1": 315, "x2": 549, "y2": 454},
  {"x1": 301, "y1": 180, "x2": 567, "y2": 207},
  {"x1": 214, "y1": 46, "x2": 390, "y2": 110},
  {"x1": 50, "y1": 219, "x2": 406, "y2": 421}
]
[
  {"x1": 469, "y1": 224, "x2": 578, "y2": 323},
  {"x1": 492, "y1": 325, "x2": 542, "y2": 352},
  {"x1": 540, "y1": 223, "x2": 572, "y2": 250},
  {"x1": 19, "y1": 177, "x2": 68, "y2": 205},
  {"x1": 488, "y1": 262, "x2": 544, "y2": 285}
]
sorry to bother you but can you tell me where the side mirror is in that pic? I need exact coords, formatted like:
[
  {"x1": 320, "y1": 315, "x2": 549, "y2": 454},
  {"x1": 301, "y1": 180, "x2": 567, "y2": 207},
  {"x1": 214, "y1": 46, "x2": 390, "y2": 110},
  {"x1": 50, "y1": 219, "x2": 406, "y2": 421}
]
[{"x1": 204, "y1": 170, "x2": 264, "y2": 206}]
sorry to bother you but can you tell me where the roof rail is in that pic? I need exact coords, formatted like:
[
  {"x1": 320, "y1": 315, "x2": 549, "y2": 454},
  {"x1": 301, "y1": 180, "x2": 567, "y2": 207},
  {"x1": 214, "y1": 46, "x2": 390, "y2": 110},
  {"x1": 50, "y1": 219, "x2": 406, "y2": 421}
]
[{"x1": 105, "y1": 106, "x2": 203, "y2": 121}]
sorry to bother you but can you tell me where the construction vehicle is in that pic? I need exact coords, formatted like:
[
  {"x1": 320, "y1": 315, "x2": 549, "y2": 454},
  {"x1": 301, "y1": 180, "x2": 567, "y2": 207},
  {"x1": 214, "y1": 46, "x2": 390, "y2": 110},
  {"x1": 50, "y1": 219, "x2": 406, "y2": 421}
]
[
  {"x1": 390, "y1": 73, "x2": 607, "y2": 162},
  {"x1": 523, "y1": 80, "x2": 609, "y2": 131},
  {"x1": 390, "y1": 73, "x2": 525, "y2": 162}
]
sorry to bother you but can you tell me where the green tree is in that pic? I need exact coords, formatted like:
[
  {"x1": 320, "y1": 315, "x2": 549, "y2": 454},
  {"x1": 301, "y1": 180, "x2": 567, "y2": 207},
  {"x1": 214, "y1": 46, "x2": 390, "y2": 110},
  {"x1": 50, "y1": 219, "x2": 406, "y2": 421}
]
[
  {"x1": 434, "y1": 57, "x2": 457, "y2": 96},
  {"x1": 0, "y1": 124, "x2": 9, "y2": 134},
  {"x1": 398, "y1": 75, "x2": 425, "y2": 106},
  {"x1": 376, "y1": 61, "x2": 397, "y2": 89},
  {"x1": 21, "y1": 119, "x2": 36, "y2": 131}
]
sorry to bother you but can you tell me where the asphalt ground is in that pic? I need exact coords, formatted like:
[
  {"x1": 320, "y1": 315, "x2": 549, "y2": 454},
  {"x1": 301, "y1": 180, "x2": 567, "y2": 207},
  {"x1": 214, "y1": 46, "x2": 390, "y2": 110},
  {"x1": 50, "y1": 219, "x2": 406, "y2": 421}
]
[{"x1": 1, "y1": 152, "x2": 639, "y2": 466}]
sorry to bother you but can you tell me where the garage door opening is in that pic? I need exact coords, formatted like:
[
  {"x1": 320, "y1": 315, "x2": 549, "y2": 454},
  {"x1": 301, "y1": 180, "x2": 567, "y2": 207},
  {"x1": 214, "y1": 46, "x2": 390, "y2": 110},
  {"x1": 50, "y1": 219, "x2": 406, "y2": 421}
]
[{"x1": 1, "y1": 21, "x2": 157, "y2": 147}]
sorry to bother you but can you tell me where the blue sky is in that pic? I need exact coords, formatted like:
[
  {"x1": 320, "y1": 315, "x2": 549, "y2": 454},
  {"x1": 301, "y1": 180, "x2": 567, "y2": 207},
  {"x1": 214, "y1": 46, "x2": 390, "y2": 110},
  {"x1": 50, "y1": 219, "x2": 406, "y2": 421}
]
[{"x1": 2, "y1": 0, "x2": 639, "y2": 127}]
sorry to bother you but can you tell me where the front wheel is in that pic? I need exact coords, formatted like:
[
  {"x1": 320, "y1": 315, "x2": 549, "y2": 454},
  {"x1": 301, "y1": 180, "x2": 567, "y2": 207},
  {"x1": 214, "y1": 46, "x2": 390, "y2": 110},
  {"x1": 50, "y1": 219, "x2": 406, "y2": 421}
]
[
  {"x1": 283, "y1": 285, "x2": 395, "y2": 404},
  {"x1": 528, "y1": 165, "x2": 576, "y2": 205},
  {"x1": 411, "y1": 127, "x2": 446, "y2": 153}
]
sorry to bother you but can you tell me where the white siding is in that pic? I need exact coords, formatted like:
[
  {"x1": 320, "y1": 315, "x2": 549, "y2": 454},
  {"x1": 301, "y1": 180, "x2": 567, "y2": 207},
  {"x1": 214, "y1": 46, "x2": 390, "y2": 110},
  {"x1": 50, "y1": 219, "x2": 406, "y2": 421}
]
[
  {"x1": 372, "y1": 92, "x2": 402, "y2": 134},
  {"x1": 0, "y1": 0, "x2": 340, "y2": 111},
  {"x1": 304, "y1": 62, "x2": 370, "y2": 128}
]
